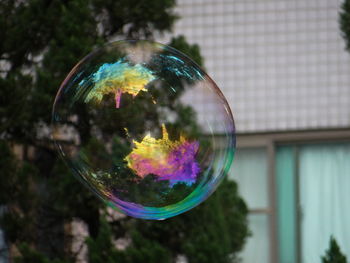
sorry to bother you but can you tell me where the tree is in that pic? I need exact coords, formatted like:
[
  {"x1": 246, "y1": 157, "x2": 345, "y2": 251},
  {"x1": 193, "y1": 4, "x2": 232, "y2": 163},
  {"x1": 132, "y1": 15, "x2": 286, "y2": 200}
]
[
  {"x1": 0, "y1": 0, "x2": 249, "y2": 262},
  {"x1": 86, "y1": 178, "x2": 249, "y2": 263},
  {"x1": 321, "y1": 236, "x2": 347, "y2": 263},
  {"x1": 340, "y1": 0, "x2": 350, "y2": 52}
]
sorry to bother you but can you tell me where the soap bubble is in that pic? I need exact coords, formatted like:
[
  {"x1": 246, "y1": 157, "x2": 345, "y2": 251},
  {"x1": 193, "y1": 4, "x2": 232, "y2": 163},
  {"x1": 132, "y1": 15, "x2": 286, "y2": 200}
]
[{"x1": 52, "y1": 40, "x2": 235, "y2": 220}]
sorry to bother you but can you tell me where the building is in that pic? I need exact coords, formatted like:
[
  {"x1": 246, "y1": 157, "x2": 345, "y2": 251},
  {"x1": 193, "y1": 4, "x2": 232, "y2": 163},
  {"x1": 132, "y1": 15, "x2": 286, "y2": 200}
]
[{"x1": 163, "y1": 0, "x2": 350, "y2": 262}]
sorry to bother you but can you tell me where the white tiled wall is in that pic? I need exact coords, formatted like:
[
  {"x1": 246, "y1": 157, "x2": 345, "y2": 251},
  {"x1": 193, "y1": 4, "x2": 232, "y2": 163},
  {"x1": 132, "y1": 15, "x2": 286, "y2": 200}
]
[{"x1": 161, "y1": 0, "x2": 350, "y2": 133}]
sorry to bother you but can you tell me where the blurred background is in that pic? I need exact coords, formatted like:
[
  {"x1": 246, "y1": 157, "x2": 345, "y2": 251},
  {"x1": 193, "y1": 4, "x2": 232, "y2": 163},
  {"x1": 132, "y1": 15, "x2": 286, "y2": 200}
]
[
  {"x1": 1, "y1": 0, "x2": 350, "y2": 263},
  {"x1": 160, "y1": 0, "x2": 350, "y2": 262}
]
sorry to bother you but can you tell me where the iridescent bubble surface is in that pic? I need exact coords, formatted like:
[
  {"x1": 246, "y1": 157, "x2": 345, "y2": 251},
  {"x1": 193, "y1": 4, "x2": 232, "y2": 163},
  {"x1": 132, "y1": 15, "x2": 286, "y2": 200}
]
[{"x1": 52, "y1": 40, "x2": 235, "y2": 220}]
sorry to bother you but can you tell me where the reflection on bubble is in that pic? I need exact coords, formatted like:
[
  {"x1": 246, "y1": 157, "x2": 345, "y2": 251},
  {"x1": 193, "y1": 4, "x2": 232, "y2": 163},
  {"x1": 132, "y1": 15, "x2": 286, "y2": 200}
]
[
  {"x1": 52, "y1": 40, "x2": 235, "y2": 220},
  {"x1": 80, "y1": 61, "x2": 155, "y2": 108},
  {"x1": 125, "y1": 124, "x2": 200, "y2": 186}
]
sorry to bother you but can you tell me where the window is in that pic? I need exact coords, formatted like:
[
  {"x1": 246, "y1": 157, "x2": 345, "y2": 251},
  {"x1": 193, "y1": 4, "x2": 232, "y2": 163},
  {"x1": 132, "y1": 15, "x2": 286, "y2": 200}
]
[
  {"x1": 230, "y1": 147, "x2": 271, "y2": 263},
  {"x1": 276, "y1": 142, "x2": 350, "y2": 262}
]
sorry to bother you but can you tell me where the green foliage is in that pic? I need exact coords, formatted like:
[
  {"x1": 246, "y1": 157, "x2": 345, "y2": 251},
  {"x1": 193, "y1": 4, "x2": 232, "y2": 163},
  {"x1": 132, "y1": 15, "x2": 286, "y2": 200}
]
[
  {"x1": 14, "y1": 243, "x2": 69, "y2": 263},
  {"x1": 92, "y1": 0, "x2": 178, "y2": 38},
  {"x1": 131, "y1": 179, "x2": 249, "y2": 263},
  {"x1": 0, "y1": 0, "x2": 249, "y2": 262},
  {"x1": 322, "y1": 236, "x2": 347, "y2": 263},
  {"x1": 87, "y1": 218, "x2": 172, "y2": 263},
  {"x1": 340, "y1": 0, "x2": 350, "y2": 52},
  {"x1": 169, "y1": 35, "x2": 204, "y2": 67},
  {"x1": 88, "y1": 179, "x2": 249, "y2": 263},
  {"x1": 0, "y1": 141, "x2": 38, "y2": 244},
  {"x1": 86, "y1": 219, "x2": 121, "y2": 263}
]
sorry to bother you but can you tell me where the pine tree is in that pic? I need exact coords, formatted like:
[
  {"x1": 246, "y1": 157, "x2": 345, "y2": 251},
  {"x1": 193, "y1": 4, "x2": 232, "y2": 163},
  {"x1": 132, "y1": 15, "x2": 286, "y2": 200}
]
[
  {"x1": 340, "y1": 0, "x2": 350, "y2": 52},
  {"x1": 321, "y1": 236, "x2": 347, "y2": 263},
  {"x1": 87, "y1": 178, "x2": 249, "y2": 263},
  {"x1": 0, "y1": 0, "x2": 249, "y2": 262}
]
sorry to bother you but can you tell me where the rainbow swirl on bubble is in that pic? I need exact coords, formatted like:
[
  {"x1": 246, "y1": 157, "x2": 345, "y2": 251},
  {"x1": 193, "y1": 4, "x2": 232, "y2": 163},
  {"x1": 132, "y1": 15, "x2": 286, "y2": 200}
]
[
  {"x1": 124, "y1": 124, "x2": 200, "y2": 186},
  {"x1": 83, "y1": 61, "x2": 155, "y2": 108}
]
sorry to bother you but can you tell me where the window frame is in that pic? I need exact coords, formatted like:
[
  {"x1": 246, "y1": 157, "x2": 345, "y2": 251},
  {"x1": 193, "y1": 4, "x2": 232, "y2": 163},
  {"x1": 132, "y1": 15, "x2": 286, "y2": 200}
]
[{"x1": 234, "y1": 128, "x2": 350, "y2": 263}]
